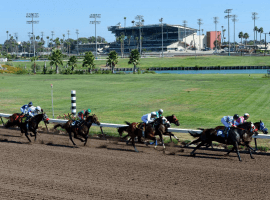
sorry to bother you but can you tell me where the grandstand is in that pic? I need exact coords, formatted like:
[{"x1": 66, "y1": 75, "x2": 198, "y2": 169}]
[{"x1": 107, "y1": 23, "x2": 198, "y2": 53}]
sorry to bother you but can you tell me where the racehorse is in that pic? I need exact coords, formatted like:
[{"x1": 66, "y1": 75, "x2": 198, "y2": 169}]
[
  {"x1": 4, "y1": 113, "x2": 25, "y2": 129},
  {"x1": 118, "y1": 114, "x2": 180, "y2": 141},
  {"x1": 186, "y1": 120, "x2": 268, "y2": 148},
  {"x1": 54, "y1": 114, "x2": 101, "y2": 147},
  {"x1": 122, "y1": 121, "x2": 157, "y2": 152},
  {"x1": 20, "y1": 113, "x2": 50, "y2": 142},
  {"x1": 188, "y1": 122, "x2": 267, "y2": 161}
]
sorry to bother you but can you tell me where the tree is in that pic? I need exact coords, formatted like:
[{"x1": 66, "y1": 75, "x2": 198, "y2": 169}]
[
  {"x1": 67, "y1": 56, "x2": 77, "y2": 71},
  {"x1": 243, "y1": 33, "x2": 249, "y2": 46},
  {"x1": 49, "y1": 49, "x2": 63, "y2": 74},
  {"x1": 258, "y1": 27, "x2": 264, "y2": 44},
  {"x1": 31, "y1": 56, "x2": 38, "y2": 74},
  {"x1": 119, "y1": 33, "x2": 125, "y2": 58},
  {"x1": 254, "y1": 26, "x2": 258, "y2": 44},
  {"x1": 82, "y1": 51, "x2": 95, "y2": 70},
  {"x1": 107, "y1": 51, "x2": 118, "y2": 73},
  {"x1": 214, "y1": 40, "x2": 221, "y2": 49},
  {"x1": 238, "y1": 31, "x2": 244, "y2": 44},
  {"x1": 128, "y1": 49, "x2": 140, "y2": 73}
]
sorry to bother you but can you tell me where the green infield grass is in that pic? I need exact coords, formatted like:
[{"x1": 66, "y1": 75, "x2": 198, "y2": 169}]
[{"x1": 1, "y1": 73, "x2": 270, "y2": 149}]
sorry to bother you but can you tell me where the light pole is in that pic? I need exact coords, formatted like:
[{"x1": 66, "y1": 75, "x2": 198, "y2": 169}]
[
  {"x1": 252, "y1": 12, "x2": 258, "y2": 46},
  {"x1": 197, "y1": 19, "x2": 203, "y2": 50},
  {"x1": 159, "y1": 18, "x2": 163, "y2": 58},
  {"x1": 90, "y1": 14, "x2": 101, "y2": 59},
  {"x1": 231, "y1": 15, "x2": 238, "y2": 52},
  {"x1": 67, "y1": 30, "x2": 70, "y2": 57},
  {"x1": 26, "y1": 13, "x2": 39, "y2": 57},
  {"x1": 183, "y1": 20, "x2": 187, "y2": 50},
  {"x1": 213, "y1": 17, "x2": 219, "y2": 52},
  {"x1": 135, "y1": 15, "x2": 144, "y2": 56},
  {"x1": 76, "y1": 29, "x2": 79, "y2": 55},
  {"x1": 224, "y1": 9, "x2": 233, "y2": 56},
  {"x1": 193, "y1": 33, "x2": 196, "y2": 59}
]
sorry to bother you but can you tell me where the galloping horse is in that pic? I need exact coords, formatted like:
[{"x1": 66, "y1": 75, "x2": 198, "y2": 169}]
[
  {"x1": 188, "y1": 122, "x2": 267, "y2": 161},
  {"x1": 54, "y1": 114, "x2": 100, "y2": 147},
  {"x1": 20, "y1": 113, "x2": 50, "y2": 142},
  {"x1": 118, "y1": 114, "x2": 180, "y2": 141},
  {"x1": 5, "y1": 113, "x2": 25, "y2": 129},
  {"x1": 122, "y1": 121, "x2": 157, "y2": 152}
]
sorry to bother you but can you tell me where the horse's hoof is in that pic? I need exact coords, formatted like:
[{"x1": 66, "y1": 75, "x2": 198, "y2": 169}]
[
  {"x1": 190, "y1": 153, "x2": 195, "y2": 157},
  {"x1": 73, "y1": 145, "x2": 78, "y2": 148}
]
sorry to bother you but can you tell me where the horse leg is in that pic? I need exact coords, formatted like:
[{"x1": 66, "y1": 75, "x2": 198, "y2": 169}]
[
  {"x1": 126, "y1": 137, "x2": 132, "y2": 145},
  {"x1": 84, "y1": 134, "x2": 88, "y2": 146},
  {"x1": 245, "y1": 143, "x2": 254, "y2": 159},
  {"x1": 68, "y1": 129, "x2": 77, "y2": 146},
  {"x1": 25, "y1": 129, "x2": 31, "y2": 143},
  {"x1": 131, "y1": 135, "x2": 138, "y2": 152},
  {"x1": 233, "y1": 142, "x2": 242, "y2": 162},
  {"x1": 158, "y1": 133, "x2": 166, "y2": 153},
  {"x1": 226, "y1": 146, "x2": 235, "y2": 156},
  {"x1": 186, "y1": 138, "x2": 202, "y2": 147},
  {"x1": 190, "y1": 141, "x2": 205, "y2": 156}
]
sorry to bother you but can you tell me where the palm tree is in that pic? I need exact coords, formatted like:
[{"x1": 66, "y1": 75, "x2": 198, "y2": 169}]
[
  {"x1": 6, "y1": 31, "x2": 9, "y2": 41},
  {"x1": 131, "y1": 20, "x2": 135, "y2": 26},
  {"x1": 128, "y1": 49, "x2": 140, "y2": 73},
  {"x1": 243, "y1": 33, "x2": 249, "y2": 46},
  {"x1": 119, "y1": 33, "x2": 125, "y2": 58},
  {"x1": 124, "y1": 17, "x2": 126, "y2": 27},
  {"x1": 49, "y1": 49, "x2": 63, "y2": 74},
  {"x1": 67, "y1": 55, "x2": 77, "y2": 71},
  {"x1": 258, "y1": 27, "x2": 263, "y2": 44},
  {"x1": 254, "y1": 26, "x2": 258, "y2": 44},
  {"x1": 238, "y1": 32, "x2": 244, "y2": 44},
  {"x1": 107, "y1": 50, "x2": 118, "y2": 73}
]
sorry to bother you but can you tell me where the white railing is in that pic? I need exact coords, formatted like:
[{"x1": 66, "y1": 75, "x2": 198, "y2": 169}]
[{"x1": 0, "y1": 113, "x2": 268, "y2": 139}]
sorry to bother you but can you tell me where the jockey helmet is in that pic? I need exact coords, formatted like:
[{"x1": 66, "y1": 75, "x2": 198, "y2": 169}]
[
  {"x1": 85, "y1": 109, "x2": 91, "y2": 114},
  {"x1": 36, "y1": 106, "x2": 41, "y2": 112},
  {"x1": 158, "y1": 109, "x2": 163, "y2": 114},
  {"x1": 151, "y1": 112, "x2": 157, "y2": 116},
  {"x1": 233, "y1": 114, "x2": 239, "y2": 120},
  {"x1": 28, "y1": 102, "x2": 33, "y2": 107},
  {"x1": 244, "y1": 113, "x2": 250, "y2": 119}
]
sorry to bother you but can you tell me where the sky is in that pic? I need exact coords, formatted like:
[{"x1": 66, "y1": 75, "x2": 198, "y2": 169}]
[{"x1": 1, "y1": 0, "x2": 270, "y2": 45}]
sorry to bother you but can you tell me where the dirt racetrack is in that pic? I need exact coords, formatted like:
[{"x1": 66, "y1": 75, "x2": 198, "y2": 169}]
[{"x1": 0, "y1": 126, "x2": 270, "y2": 200}]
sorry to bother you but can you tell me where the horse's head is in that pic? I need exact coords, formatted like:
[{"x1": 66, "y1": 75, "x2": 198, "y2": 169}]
[
  {"x1": 86, "y1": 114, "x2": 101, "y2": 126},
  {"x1": 254, "y1": 120, "x2": 268, "y2": 134},
  {"x1": 42, "y1": 113, "x2": 50, "y2": 124},
  {"x1": 170, "y1": 114, "x2": 180, "y2": 126}
]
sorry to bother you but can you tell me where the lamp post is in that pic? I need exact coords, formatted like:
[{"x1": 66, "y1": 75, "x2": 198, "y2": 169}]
[
  {"x1": 224, "y1": 9, "x2": 233, "y2": 56},
  {"x1": 197, "y1": 19, "x2": 203, "y2": 50},
  {"x1": 213, "y1": 17, "x2": 219, "y2": 53},
  {"x1": 90, "y1": 14, "x2": 101, "y2": 59},
  {"x1": 252, "y1": 12, "x2": 258, "y2": 46},
  {"x1": 76, "y1": 29, "x2": 79, "y2": 55},
  {"x1": 231, "y1": 15, "x2": 238, "y2": 53},
  {"x1": 135, "y1": 15, "x2": 144, "y2": 56},
  {"x1": 26, "y1": 13, "x2": 39, "y2": 57},
  {"x1": 183, "y1": 20, "x2": 187, "y2": 50},
  {"x1": 159, "y1": 18, "x2": 163, "y2": 58}
]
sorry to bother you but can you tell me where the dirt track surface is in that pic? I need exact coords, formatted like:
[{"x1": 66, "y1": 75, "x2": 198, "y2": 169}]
[{"x1": 0, "y1": 127, "x2": 270, "y2": 200}]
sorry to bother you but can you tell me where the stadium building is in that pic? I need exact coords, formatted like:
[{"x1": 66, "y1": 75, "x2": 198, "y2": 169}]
[{"x1": 107, "y1": 23, "x2": 213, "y2": 53}]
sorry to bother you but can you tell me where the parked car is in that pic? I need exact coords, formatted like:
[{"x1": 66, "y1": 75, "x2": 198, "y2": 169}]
[{"x1": 202, "y1": 47, "x2": 211, "y2": 51}]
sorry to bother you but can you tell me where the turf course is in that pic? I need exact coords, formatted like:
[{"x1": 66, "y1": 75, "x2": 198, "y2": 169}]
[{"x1": 0, "y1": 73, "x2": 269, "y2": 130}]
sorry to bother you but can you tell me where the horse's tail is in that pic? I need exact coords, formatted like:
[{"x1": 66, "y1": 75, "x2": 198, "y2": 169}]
[
  {"x1": 54, "y1": 124, "x2": 63, "y2": 129},
  {"x1": 118, "y1": 126, "x2": 128, "y2": 136},
  {"x1": 124, "y1": 121, "x2": 132, "y2": 126},
  {"x1": 188, "y1": 131, "x2": 201, "y2": 138}
]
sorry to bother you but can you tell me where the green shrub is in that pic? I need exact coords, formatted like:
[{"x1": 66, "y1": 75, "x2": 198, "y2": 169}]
[
  {"x1": 6, "y1": 61, "x2": 13, "y2": 66},
  {"x1": 31, "y1": 63, "x2": 41, "y2": 72},
  {"x1": 143, "y1": 70, "x2": 156, "y2": 74}
]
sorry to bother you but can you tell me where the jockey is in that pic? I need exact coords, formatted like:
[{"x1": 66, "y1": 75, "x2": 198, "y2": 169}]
[
  {"x1": 75, "y1": 109, "x2": 91, "y2": 126},
  {"x1": 20, "y1": 102, "x2": 33, "y2": 114},
  {"x1": 25, "y1": 105, "x2": 36, "y2": 130},
  {"x1": 141, "y1": 112, "x2": 157, "y2": 137},
  {"x1": 32, "y1": 106, "x2": 42, "y2": 116},
  {"x1": 156, "y1": 109, "x2": 163, "y2": 118},
  {"x1": 221, "y1": 114, "x2": 239, "y2": 138},
  {"x1": 78, "y1": 109, "x2": 91, "y2": 120},
  {"x1": 236, "y1": 113, "x2": 250, "y2": 125}
]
